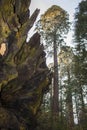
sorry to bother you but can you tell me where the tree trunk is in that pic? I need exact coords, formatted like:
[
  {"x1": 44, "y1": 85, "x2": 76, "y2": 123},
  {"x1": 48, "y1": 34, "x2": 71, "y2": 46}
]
[
  {"x1": 66, "y1": 67, "x2": 74, "y2": 130},
  {"x1": 53, "y1": 36, "x2": 59, "y2": 116},
  {"x1": 74, "y1": 89, "x2": 82, "y2": 130},
  {"x1": 79, "y1": 84, "x2": 86, "y2": 130},
  {"x1": 59, "y1": 79, "x2": 63, "y2": 124}
]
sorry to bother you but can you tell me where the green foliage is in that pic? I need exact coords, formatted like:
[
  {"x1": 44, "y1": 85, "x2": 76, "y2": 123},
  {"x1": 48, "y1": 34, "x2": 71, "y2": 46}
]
[
  {"x1": 74, "y1": 0, "x2": 87, "y2": 43},
  {"x1": 36, "y1": 5, "x2": 70, "y2": 54},
  {"x1": 36, "y1": 111, "x2": 68, "y2": 130}
]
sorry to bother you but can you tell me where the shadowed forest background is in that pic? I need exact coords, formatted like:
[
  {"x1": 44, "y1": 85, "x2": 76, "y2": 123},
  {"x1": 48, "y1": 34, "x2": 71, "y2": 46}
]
[{"x1": 0, "y1": 0, "x2": 87, "y2": 130}]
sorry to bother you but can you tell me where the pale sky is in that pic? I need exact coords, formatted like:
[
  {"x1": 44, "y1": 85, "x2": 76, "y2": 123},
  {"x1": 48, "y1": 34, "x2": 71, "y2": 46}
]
[
  {"x1": 29, "y1": 0, "x2": 82, "y2": 42},
  {"x1": 28, "y1": 0, "x2": 82, "y2": 64},
  {"x1": 30, "y1": 0, "x2": 82, "y2": 21}
]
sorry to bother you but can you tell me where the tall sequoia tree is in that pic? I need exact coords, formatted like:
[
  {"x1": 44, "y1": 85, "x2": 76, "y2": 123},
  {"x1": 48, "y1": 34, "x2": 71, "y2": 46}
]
[
  {"x1": 36, "y1": 5, "x2": 70, "y2": 117},
  {"x1": 74, "y1": 0, "x2": 87, "y2": 129},
  {"x1": 0, "y1": 0, "x2": 51, "y2": 130}
]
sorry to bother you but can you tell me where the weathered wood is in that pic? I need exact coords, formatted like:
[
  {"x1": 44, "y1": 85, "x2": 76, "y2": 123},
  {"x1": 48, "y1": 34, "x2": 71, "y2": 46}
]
[{"x1": 0, "y1": 0, "x2": 51, "y2": 130}]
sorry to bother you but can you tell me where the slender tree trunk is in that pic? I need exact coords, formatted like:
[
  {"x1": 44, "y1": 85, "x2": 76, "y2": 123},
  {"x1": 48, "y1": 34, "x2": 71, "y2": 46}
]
[
  {"x1": 59, "y1": 76, "x2": 63, "y2": 123},
  {"x1": 76, "y1": 56, "x2": 86, "y2": 130},
  {"x1": 74, "y1": 89, "x2": 82, "y2": 130},
  {"x1": 53, "y1": 36, "x2": 59, "y2": 117},
  {"x1": 79, "y1": 84, "x2": 86, "y2": 130},
  {"x1": 66, "y1": 67, "x2": 74, "y2": 130},
  {"x1": 50, "y1": 79, "x2": 54, "y2": 130}
]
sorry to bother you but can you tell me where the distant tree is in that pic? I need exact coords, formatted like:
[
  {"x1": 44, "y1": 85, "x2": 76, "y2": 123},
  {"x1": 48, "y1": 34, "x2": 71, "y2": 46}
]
[
  {"x1": 58, "y1": 46, "x2": 74, "y2": 130},
  {"x1": 74, "y1": 1, "x2": 87, "y2": 129},
  {"x1": 73, "y1": 51, "x2": 87, "y2": 130},
  {"x1": 36, "y1": 5, "x2": 70, "y2": 120}
]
